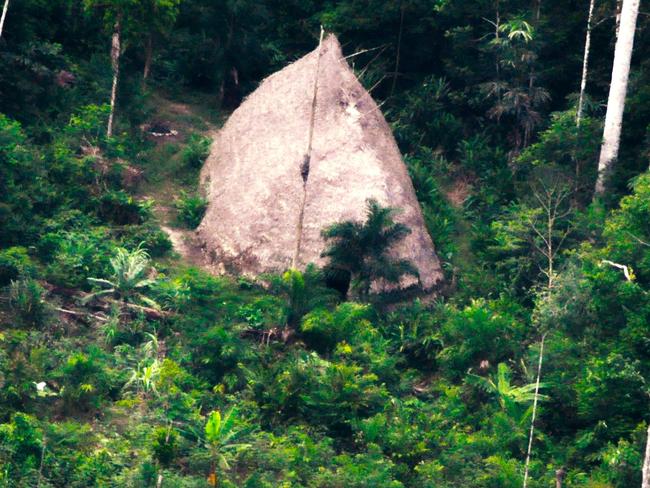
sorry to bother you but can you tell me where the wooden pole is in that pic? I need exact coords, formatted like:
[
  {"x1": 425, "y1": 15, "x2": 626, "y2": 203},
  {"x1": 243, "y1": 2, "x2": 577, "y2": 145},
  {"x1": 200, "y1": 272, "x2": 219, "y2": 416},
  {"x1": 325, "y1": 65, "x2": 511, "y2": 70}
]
[
  {"x1": 292, "y1": 26, "x2": 325, "y2": 269},
  {"x1": 523, "y1": 333, "x2": 547, "y2": 488}
]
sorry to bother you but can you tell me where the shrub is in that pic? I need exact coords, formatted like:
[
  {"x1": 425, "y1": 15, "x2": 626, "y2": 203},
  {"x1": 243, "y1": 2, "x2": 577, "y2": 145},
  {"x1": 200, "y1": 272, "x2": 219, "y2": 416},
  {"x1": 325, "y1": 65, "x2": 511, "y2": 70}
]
[
  {"x1": 406, "y1": 153, "x2": 457, "y2": 261},
  {"x1": 266, "y1": 266, "x2": 338, "y2": 329},
  {"x1": 301, "y1": 302, "x2": 374, "y2": 353},
  {"x1": 0, "y1": 115, "x2": 38, "y2": 248},
  {"x1": 181, "y1": 134, "x2": 211, "y2": 168},
  {"x1": 0, "y1": 412, "x2": 43, "y2": 480},
  {"x1": 45, "y1": 228, "x2": 116, "y2": 288},
  {"x1": 437, "y1": 298, "x2": 526, "y2": 377},
  {"x1": 8, "y1": 279, "x2": 49, "y2": 328},
  {"x1": 118, "y1": 223, "x2": 172, "y2": 258},
  {"x1": 97, "y1": 191, "x2": 153, "y2": 225},
  {"x1": 575, "y1": 354, "x2": 648, "y2": 438},
  {"x1": 56, "y1": 348, "x2": 116, "y2": 413},
  {"x1": 151, "y1": 426, "x2": 179, "y2": 468},
  {"x1": 251, "y1": 352, "x2": 389, "y2": 435},
  {"x1": 0, "y1": 247, "x2": 36, "y2": 286},
  {"x1": 65, "y1": 104, "x2": 111, "y2": 148},
  {"x1": 174, "y1": 191, "x2": 207, "y2": 229},
  {"x1": 382, "y1": 300, "x2": 445, "y2": 369},
  {"x1": 309, "y1": 445, "x2": 404, "y2": 488}
]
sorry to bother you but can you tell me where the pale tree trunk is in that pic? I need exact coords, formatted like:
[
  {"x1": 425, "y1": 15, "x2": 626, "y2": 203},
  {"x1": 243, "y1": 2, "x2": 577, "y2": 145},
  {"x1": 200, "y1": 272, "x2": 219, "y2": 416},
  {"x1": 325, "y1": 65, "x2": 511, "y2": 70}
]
[
  {"x1": 107, "y1": 14, "x2": 122, "y2": 138},
  {"x1": 594, "y1": 0, "x2": 640, "y2": 197},
  {"x1": 143, "y1": 34, "x2": 153, "y2": 83},
  {"x1": 522, "y1": 333, "x2": 547, "y2": 488},
  {"x1": 642, "y1": 424, "x2": 650, "y2": 488},
  {"x1": 534, "y1": 0, "x2": 542, "y2": 24},
  {"x1": 577, "y1": 0, "x2": 595, "y2": 126},
  {"x1": 0, "y1": 0, "x2": 9, "y2": 38}
]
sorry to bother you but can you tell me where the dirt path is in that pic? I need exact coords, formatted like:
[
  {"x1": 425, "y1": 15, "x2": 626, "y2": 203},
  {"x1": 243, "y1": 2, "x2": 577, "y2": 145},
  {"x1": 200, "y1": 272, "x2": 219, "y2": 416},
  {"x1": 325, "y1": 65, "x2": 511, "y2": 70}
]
[
  {"x1": 160, "y1": 223, "x2": 212, "y2": 268},
  {"x1": 138, "y1": 95, "x2": 221, "y2": 270}
]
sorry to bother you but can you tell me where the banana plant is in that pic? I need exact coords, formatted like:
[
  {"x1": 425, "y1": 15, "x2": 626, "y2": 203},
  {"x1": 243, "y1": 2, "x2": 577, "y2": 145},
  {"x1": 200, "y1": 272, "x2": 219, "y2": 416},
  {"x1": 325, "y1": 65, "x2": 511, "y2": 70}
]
[
  {"x1": 468, "y1": 362, "x2": 548, "y2": 421},
  {"x1": 204, "y1": 408, "x2": 251, "y2": 487},
  {"x1": 124, "y1": 359, "x2": 160, "y2": 398}
]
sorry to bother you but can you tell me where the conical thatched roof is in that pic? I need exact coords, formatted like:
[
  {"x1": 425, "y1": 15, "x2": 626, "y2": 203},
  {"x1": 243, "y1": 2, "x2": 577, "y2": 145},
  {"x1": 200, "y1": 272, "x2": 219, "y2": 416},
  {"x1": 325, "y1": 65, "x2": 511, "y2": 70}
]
[{"x1": 198, "y1": 34, "x2": 443, "y2": 292}]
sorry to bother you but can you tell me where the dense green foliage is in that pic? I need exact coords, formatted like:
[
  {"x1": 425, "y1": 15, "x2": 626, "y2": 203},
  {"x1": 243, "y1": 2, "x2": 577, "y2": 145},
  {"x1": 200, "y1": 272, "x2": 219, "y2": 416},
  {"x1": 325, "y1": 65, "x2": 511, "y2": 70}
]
[{"x1": 1, "y1": 0, "x2": 650, "y2": 486}]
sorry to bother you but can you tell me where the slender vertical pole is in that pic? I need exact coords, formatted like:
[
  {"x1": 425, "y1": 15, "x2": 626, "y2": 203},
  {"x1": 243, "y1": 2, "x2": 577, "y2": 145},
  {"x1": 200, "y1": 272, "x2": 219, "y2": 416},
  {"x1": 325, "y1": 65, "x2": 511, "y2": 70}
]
[
  {"x1": 642, "y1": 424, "x2": 650, "y2": 488},
  {"x1": 0, "y1": 0, "x2": 10, "y2": 38},
  {"x1": 577, "y1": 0, "x2": 595, "y2": 126},
  {"x1": 523, "y1": 333, "x2": 547, "y2": 488},
  {"x1": 292, "y1": 26, "x2": 324, "y2": 269}
]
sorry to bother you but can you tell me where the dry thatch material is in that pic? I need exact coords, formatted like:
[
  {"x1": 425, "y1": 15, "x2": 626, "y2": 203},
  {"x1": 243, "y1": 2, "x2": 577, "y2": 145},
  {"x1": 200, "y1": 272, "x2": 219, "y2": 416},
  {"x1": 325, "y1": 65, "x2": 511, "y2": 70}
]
[{"x1": 198, "y1": 34, "x2": 443, "y2": 292}]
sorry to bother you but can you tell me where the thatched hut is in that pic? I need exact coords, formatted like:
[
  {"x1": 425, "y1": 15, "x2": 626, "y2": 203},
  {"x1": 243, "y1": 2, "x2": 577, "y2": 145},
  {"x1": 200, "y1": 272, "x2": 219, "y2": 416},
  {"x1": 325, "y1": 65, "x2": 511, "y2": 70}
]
[{"x1": 198, "y1": 34, "x2": 443, "y2": 293}]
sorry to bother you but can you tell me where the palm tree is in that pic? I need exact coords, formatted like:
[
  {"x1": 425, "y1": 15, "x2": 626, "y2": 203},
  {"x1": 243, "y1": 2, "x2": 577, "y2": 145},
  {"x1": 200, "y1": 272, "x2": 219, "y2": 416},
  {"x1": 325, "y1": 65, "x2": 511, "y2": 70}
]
[
  {"x1": 268, "y1": 265, "x2": 337, "y2": 329},
  {"x1": 83, "y1": 245, "x2": 160, "y2": 310},
  {"x1": 483, "y1": 17, "x2": 550, "y2": 154},
  {"x1": 321, "y1": 199, "x2": 419, "y2": 299}
]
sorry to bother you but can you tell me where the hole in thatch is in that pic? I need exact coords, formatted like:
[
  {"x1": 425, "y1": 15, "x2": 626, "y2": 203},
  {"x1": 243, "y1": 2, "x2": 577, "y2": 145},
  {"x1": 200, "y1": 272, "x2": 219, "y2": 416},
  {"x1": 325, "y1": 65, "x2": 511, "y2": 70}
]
[{"x1": 300, "y1": 154, "x2": 310, "y2": 183}]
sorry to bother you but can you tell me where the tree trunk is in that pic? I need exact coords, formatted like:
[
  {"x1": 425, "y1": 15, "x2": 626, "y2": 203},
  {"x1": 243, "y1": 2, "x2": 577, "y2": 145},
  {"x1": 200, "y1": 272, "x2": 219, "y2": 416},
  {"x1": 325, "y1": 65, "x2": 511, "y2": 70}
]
[
  {"x1": 0, "y1": 0, "x2": 9, "y2": 38},
  {"x1": 156, "y1": 473, "x2": 164, "y2": 488},
  {"x1": 390, "y1": 1, "x2": 405, "y2": 97},
  {"x1": 36, "y1": 435, "x2": 46, "y2": 488},
  {"x1": 495, "y1": 0, "x2": 501, "y2": 92},
  {"x1": 534, "y1": 0, "x2": 542, "y2": 24},
  {"x1": 642, "y1": 424, "x2": 650, "y2": 488},
  {"x1": 107, "y1": 14, "x2": 122, "y2": 138},
  {"x1": 143, "y1": 34, "x2": 153, "y2": 83},
  {"x1": 528, "y1": 0, "x2": 541, "y2": 93},
  {"x1": 577, "y1": 0, "x2": 595, "y2": 126},
  {"x1": 594, "y1": 0, "x2": 640, "y2": 197},
  {"x1": 523, "y1": 333, "x2": 547, "y2": 488},
  {"x1": 555, "y1": 467, "x2": 566, "y2": 488}
]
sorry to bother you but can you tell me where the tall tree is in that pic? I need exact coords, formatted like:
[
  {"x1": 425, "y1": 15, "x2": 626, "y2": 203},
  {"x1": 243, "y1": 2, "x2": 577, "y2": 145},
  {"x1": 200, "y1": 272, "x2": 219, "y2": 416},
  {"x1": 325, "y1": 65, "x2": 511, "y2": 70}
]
[
  {"x1": 84, "y1": 0, "x2": 139, "y2": 137},
  {"x1": 594, "y1": 0, "x2": 640, "y2": 197},
  {"x1": 107, "y1": 13, "x2": 121, "y2": 138},
  {"x1": 136, "y1": 0, "x2": 182, "y2": 84},
  {"x1": 576, "y1": 0, "x2": 595, "y2": 126}
]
